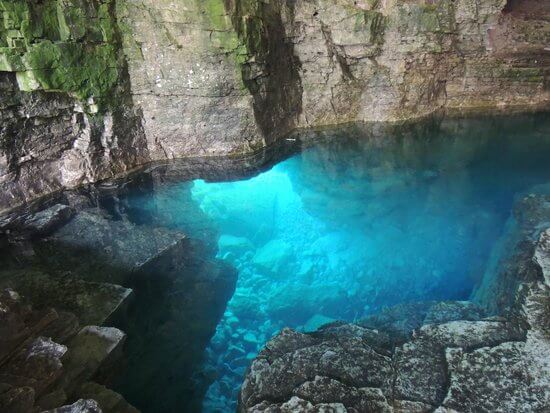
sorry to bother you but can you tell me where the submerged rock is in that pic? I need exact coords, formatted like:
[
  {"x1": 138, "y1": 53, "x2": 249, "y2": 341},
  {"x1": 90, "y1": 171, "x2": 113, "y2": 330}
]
[
  {"x1": 19, "y1": 204, "x2": 75, "y2": 238},
  {"x1": 0, "y1": 270, "x2": 132, "y2": 326},
  {"x1": 302, "y1": 314, "x2": 336, "y2": 333},
  {"x1": 219, "y1": 235, "x2": 255, "y2": 255},
  {"x1": 239, "y1": 194, "x2": 550, "y2": 412},
  {"x1": 252, "y1": 239, "x2": 293, "y2": 274}
]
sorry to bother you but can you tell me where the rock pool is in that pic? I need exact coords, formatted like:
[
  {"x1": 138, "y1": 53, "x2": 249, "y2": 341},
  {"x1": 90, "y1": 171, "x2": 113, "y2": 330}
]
[
  {"x1": 1, "y1": 113, "x2": 549, "y2": 412},
  {"x1": 116, "y1": 113, "x2": 550, "y2": 411}
]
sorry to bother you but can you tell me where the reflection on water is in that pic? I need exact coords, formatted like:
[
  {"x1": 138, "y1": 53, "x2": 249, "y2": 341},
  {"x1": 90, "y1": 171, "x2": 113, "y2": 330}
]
[{"x1": 119, "y1": 113, "x2": 550, "y2": 412}]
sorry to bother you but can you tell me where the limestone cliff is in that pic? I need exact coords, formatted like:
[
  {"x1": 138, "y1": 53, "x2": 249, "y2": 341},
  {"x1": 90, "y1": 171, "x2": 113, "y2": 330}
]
[{"x1": 0, "y1": 0, "x2": 548, "y2": 212}]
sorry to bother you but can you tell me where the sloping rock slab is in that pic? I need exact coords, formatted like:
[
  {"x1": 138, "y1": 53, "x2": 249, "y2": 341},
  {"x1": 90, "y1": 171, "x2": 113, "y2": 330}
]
[
  {"x1": 0, "y1": 337, "x2": 67, "y2": 399},
  {"x1": 0, "y1": 288, "x2": 58, "y2": 364},
  {"x1": 34, "y1": 210, "x2": 189, "y2": 286}
]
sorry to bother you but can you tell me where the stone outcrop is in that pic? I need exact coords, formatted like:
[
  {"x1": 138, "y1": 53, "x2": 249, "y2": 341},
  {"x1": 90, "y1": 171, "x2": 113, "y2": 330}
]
[
  {"x1": 0, "y1": 195, "x2": 239, "y2": 411},
  {"x1": 0, "y1": 288, "x2": 136, "y2": 413},
  {"x1": 0, "y1": 199, "x2": 238, "y2": 412},
  {"x1": 238, "y1": 192, "x2": 550, "y2": 412},
  {"x1": 1, "y1": 0, "x2": 548, "y2": 212}
]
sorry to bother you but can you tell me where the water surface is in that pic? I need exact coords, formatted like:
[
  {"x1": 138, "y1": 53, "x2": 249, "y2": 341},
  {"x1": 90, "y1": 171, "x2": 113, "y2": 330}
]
[{"x1": 119, "y1": 113, "x2": 550, "y2": 412}]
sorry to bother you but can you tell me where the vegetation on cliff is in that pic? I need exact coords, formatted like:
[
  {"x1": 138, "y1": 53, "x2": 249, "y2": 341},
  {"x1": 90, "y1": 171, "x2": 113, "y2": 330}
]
[{"x1": 0, "y1": 0, "x2": 122, "y2": 110}]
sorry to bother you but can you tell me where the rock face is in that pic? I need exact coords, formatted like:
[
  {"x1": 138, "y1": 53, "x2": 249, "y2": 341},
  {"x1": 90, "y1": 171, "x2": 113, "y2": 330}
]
[
  {"x1": 238, "y1": 192, "x2": 550, "y2": 412},
  {"x1": 1, "y1": 0, "x2": 548, "y2": 211}
]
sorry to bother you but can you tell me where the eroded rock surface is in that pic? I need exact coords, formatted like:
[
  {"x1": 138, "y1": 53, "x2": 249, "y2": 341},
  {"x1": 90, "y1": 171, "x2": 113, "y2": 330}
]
[{"x1": 239, "y1": 193, "x2": 550, "y2": 412}]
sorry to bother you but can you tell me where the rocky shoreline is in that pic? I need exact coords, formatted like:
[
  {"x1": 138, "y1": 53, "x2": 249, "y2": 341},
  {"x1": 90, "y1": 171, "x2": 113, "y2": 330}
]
[
  {"x1": 0, "y1": 194, "x2": 237, "y2": 412},
  {"x1": 0, "y1": 150, "x2": 549, "y2": 412}
]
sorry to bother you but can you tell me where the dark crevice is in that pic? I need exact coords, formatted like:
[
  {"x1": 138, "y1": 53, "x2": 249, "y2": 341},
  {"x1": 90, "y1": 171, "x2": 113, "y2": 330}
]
[
  {"x1": 224, "y1": 0, "x2": 303, "y2": 146},
  {"x1": 320, "y1": 22, "x2": 355, "y2": 82}
]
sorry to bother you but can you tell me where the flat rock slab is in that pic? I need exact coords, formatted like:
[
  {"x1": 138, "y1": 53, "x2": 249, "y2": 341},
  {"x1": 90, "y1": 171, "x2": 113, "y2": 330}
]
[
  {"x1": 59, "y1": 326, "x2": 126, "y2": 395},
  {"x1": 0, "y1": 270, "x2": 132, "y2": 327},
  {"x1": 35, "y1": 210, "x2": 188, "y2": 285},
  {"x1": 21, "y1": 204, "x2": 75, "y2": 238}
]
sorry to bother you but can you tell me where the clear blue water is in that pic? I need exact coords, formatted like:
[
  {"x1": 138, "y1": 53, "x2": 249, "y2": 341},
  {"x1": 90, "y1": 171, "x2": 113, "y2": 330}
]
[{"x1": 123, "y1": 113, "x2": 550, "y2": 412}]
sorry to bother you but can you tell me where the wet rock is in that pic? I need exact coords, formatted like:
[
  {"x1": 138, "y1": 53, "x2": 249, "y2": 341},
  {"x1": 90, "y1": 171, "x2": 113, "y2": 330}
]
[
  {"x1": 0, "y1": 336, "x2": 67, "y2": 400},
  {"x1": 240, "y1": 314, "x2": 541, "y2": 412},
  {"x1": 0, "y1": 384, "x2": 35, "y2": 413},
  {"x1": 473, "y1": 193, "x2": 550, "y2": 314},
  {"x1": 21, "y1": 205, "x2": 75, "y2": 238},
  {"x1": 240, "y1": 193, "x2": 550, "y2": 412},
  {"x1": 442, "y1": 341, "x2": 547, "y2": 412},
  {"x1": 58, "y1": 326, "x2": 126, "y2": 395},
  {"x1": 0, "y1": 270, "x2": 132, "y2": 326},
  {"x1": 34, "y1": 210, "x2": 237, "y2": 411},
  {"x1": 253, "y1": 239, "x2": 293, "y2": 274},
  {"x1": 302, "y1": 314, "x2": 336, "y2": 333},
  {"x1": 394, "y1": 319, "x2": 522, "y2": 406},
  {"x1": 359, "y1": 301, "x2": 435, "y2": 343},
  {"x1": 293, "y1": 376, "x2": 393, "y2": 412},
  {"x1": 534, "y1": 228, "x2": 550, "y2": 285},
  {"x1": 243, "y1": 333, "x2": 259, "y2": 345},
  {"x1": 41, "y1": 312, "x2": 81, "y2": 345},
  {"x1": 240, "y1": 327, "x2": 393, "y2": 409},
  {"x1": 0, "y1": 287, "x2": 138, "y2": 413},
  {"x1": 34, "y1": 210, "x2": 189, "y2": 286},
  {"x1": 359, "y1": 300, "x2": 485, "y2": 345},
  {"x1": 219, "y1": 235, "x2": 255, "y2": 255},
  {"x1": 76, "y1": 382, "x2": 139, "y2": 413},
  {"x1": 423, "y1": 301, "x2": 484, "y2": 326}
]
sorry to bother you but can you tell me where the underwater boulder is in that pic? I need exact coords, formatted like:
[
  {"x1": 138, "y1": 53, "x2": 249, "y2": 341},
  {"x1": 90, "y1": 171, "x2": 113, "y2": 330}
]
[
  {"x1": 230, "y1": 290, "x2": 264, "y2": 321},
  {"x1": 265, "y1": 284, "x2": 346, "y2": 325},
  {"x1": 252, "y1": 239, "x2": 293, "y2": 275},
  {"x1": 218, "y1": 235, "x2": 254, "y2": 256}
]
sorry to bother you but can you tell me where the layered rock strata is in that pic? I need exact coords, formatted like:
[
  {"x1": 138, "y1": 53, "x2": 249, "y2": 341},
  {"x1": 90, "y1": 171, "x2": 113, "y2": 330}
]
[{"x1": 1, "y1": 0, "x2": 548, "y2": 211}]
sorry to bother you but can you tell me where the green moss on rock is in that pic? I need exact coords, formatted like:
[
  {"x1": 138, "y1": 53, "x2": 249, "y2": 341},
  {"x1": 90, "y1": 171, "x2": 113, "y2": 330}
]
[{"x1": 0, "y1": 0, "x2": 122, "y2": 110}]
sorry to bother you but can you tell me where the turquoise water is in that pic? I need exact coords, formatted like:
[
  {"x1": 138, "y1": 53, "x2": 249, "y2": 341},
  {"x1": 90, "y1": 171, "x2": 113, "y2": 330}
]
[{"x1": 123, "y1": 113, "x2": 550, "y2": 412}]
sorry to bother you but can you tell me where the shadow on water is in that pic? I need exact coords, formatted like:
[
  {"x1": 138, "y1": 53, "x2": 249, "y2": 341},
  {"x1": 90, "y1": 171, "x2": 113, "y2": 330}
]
[{"x1": 0, "y1": 111, "x2": 549, "y2": 412}]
